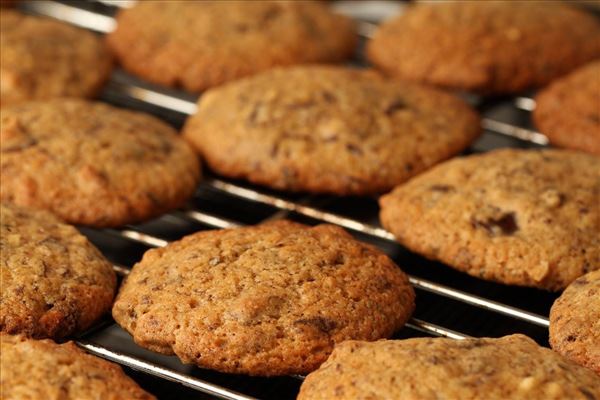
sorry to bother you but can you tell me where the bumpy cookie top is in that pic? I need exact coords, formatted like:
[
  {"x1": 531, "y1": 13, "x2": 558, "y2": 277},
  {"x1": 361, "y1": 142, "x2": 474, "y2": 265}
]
[
  {"x1": 0, "y1": 334, "x2": 155, "y2": 400},
  {"x1": 183, "y1": 66, "x2": 480, "y2": 195},
  {"x1": 534, "y1": 61, "x2": 600, "y2": 155},
  {"x1": 0, "y1": 11, "x2": 112, "y2": 106},
  {"x1": 107, "y1": 1, "x2": 356, "y2": 92},
  {"x1": 0, "y1": 204, "x2": 116, "y2": 339},
  {"x1": 380, "y1": 149, "x2": 600, "y2": 290},
  {"x1": 367, "y1": 2, "x2": 600, "y2": 94},
  {"x1": 298, "y1": 335, "x2": 600, "y2": 399},
  {"x1": 0, "y1": 99, "x2": 201, "y2": 227},
  {"x1": 550, "y1": 270, "x2": 600, "y2": 375},
  {"x1": 113, "y1": 220, "x2": 415, "y2": 376}
]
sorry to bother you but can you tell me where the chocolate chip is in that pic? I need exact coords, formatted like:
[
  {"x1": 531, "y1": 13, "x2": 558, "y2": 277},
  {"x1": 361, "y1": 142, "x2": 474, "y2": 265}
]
[
  {"x1": 385, "y1": 99, "x2": 407, "y2": 115},
  {"x1": 471, "y1": 212, "x2": 519, "y2": 236},
  {"x1": 579, "y1": 387, "x2": 596, "y2": 400},
  {"x1": 405, "y1": 163, "x2": 414, "y2": 172},
  {"x1": 345, "y1": 143, "x2": 363, "y2": 155},
  {"x1": 295, "y1": 316, "x2": 337, "y2": 333},
  {"x1": 587, "y1": 114, "x2": 600, "y2": 124},
  {"x1": 322, "y1": 91, "x2": 336, "y2": 103},
  {"x1": 262, "y1": 6, "x2": 281, "y2": 22},
  {"x1": 270, "y1": 143, "x2": 280, "y2": 157},
  {"x1": 430, "y1": 184, "x2": 454, "y2": 192},
  {"x1": 566, "y1": 335, "x2": 577, "y2": 342}
]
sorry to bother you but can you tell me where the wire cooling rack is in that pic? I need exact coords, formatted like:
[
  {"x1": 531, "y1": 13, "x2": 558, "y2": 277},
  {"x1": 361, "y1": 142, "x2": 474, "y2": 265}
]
[{"x1": 14, "y1": 1, "x2": 585, "y2": 399}]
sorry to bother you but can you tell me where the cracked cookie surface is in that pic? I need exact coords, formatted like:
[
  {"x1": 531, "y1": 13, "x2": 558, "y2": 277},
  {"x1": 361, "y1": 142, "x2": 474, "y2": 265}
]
[
  {"x1": 183, "y1": 66, "x2": 480, "y2": 195},
  {"x1": 534, "y1": 61, "x2": 600, "y2": 156},
  {"x1": 107, "y1": 1, "x2": 356, "y2": 92},
  {"x1": 367, "y1": 2, "x2": 600, "y2": 94},
  {"x1": 1, "y1": 334, "x2": 154, "y2": 399},
  {"x1": 379, "y1": 149, "x2": 600, "y2": 290},
  {"x1": 0, "y1": 99, "x2": 201, "y2": 227},
  {"x1": 0, "y1": 204, "x2": 116, "y2": 339},
  {"x1": 112, "y1": 220, "x2": 415, "y2": 376},
  {"x1": 0, "y1": 10, "x2": 112, "y2": 107},
  {"x1": 298, "y1": 335, "x2": 600, "y2": 399},
  {"x1": 550, "y1": 270, "x2": 600, "y2": 375}
]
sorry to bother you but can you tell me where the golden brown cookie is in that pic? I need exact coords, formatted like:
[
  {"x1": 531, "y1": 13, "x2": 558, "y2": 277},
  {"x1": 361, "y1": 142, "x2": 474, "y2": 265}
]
[
  {"x1": 0, "y1": 204, "x2": 116, "y2": 339},
  {"x1": 379, "y1": 149, "x2": 600, "y2": 291},
  {"x1": 550, "y1": 270, "x2": 600, "y2": 375},
  {"x1": 0, "y1": 10, "x2": 112, "y2": 107},
  {"x1": 112, "y1": 220, "x2": 415, "y2": 376},
  {"x1": 367, "y1": 2, "x2": 600, "y2": 94},
  {"x1": 183, "y1": 66, "x2": 480, "y2": 195},
  {"x1": 107, "y1": 1, "x2": 356, "y2": 92},
  {"x1": 0, "y1": 99, "x2": 201, "y2": 227},
  {"x1": 298, "y1": 335, "x2": 600, "y2": 399},
  {"x1": 0, "y1": 334, "x2": 155, "y2": 400},
  {"x1": 534, "y1": 61, "x2": 600, "y2": 155}
]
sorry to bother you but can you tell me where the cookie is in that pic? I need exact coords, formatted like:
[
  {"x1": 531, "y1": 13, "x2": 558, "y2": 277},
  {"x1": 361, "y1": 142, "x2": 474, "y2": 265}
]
[
  {"x1": 183, "y1": 66, "x2": 480, "y2": 195},
  {"x1": 0, "y1": 203, "x2": 116, "y2": 339},
  {"x1": 379, "y1": 149, "x2": 600, "y2": 291},
  {"x1": 298, "y1": 334, "x2": 600, "y2": 399},
  {"x1": 534, "y1": 61, "x2": 600, "y2": 155},
  {"x1": 0, "y1": 99, "x2": 201, "y2": 227},
  {"x1": 112, "y1": 220, "x2": 415, "y2": 376},
  {"x1": 1, "y1": 334, "x2": 154, "y2": 399},
  {"x1": 107, "y1": 1, "x2": 356, "y2": 92},
  {"x1": 367, "y1": 2, "x2": 600, "y2": 94},
  {"x1": 550, "y1": 270, "x2": 600, "y2": 375},
  {"x1": 0, "y1": 10, "x2": 112, "y2": 107}
]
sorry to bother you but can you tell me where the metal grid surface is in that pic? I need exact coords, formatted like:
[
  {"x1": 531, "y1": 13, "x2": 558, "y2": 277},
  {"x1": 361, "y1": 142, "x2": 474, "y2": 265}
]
[{"x1": 14, "y1": 1, "x2": 583, "y2": 399}]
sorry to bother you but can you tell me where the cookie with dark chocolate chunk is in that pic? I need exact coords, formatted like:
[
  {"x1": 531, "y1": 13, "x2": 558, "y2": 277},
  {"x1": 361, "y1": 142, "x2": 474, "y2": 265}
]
[
  {"x1": 550, "y1": 270, "x2": 600, "y2": 375},
  {"x1": 0, "y1": 203, "x2": 116, "y2": 339},
  {"x1": 298, "y1": 335, "x2": 600, "y2": 399},
  {"x1": 112, "y1": 220, "x2": 415, "y2": 376},
  {"x1": 380, "y1": 149, "x2": 600, "y2": 290},
  {"x1": 183, "y1": 66, "x2": 480, "y2": 195},
  {"x1": 0, "y1": 99, "x2": 201, "y2": 227},
  {"x1": 367, "y1": 2, "x2": 600, "y2": 94},
  {"x1": 534, "y1": 61, "x2": 600, "y2": 155}
]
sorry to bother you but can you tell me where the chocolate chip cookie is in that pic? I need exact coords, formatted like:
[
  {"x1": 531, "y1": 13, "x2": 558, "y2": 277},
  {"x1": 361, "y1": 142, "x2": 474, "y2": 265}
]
[
  {"x1": 183, "y1": 66, "x2": 480, "y2": 195},
  {"x1": 0, "y1": 99, "x2": 201, "y2": 227},
  {"x1": 107, "y1": 1, "x2": 356, "y2": 92},
  {"x1": 534, "y1": 61, "x2": 600, "y2": 155},
  {"x1": 112, "y1": 220, "x2": 415, "y2": 376},
  {"x1": 380, "y1": 149, "x2": 600, "y2": 290},
  {"x1": 298, "y1": 335, "x2": 600, "y2": 399},
  {"x1": 0, "y1": 203, "x2": 116, "y2": 339},
  {"x1": 1, "y1": 10, "x2": 112, "y2": 106},
  {"x1": 367, "y1": 2, "x2": 600, "y2": 94},
  {"x1": 550, "y1": 270, "x2": 600, "y2": 375},
  {"x1": 1, "y1": 334, "x2": 154, "y2": 399}
]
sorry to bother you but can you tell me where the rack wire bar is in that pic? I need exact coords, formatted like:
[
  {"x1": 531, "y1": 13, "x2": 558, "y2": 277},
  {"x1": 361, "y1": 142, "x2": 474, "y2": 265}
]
[
  {"x1": 408, "y1": 277, "x2": 549, "y2": 327},
  {"x1": 207, "y1": 179, "x2": 396, "y2": 240},
  {"x1": 481, "y1": 118, "x2": 548, "y2": 145},
  {"x1": 24, "y1": 0, "x2": 115, "y2": 32},
  {"x1": 406, "y1": 319, "x2": 470, "y2": 340},
  {"x1": 77, "y1": 341, "x2": 258, "y2": 400}
]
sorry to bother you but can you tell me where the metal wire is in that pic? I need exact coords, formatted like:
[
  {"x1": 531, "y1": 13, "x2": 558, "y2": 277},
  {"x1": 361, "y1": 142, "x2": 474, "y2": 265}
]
[{"x1": 77, "y1": 342, "x2": 258, "y2": 400}]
